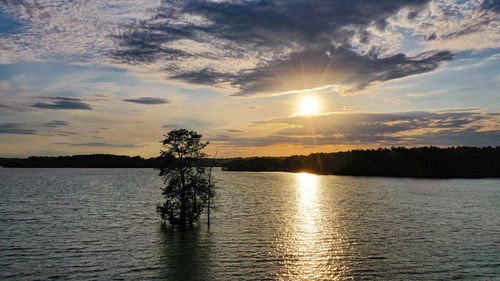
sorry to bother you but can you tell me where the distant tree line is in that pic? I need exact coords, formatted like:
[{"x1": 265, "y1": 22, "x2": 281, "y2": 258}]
[
  {"x1": 222, "y1": 146, "x2": 500, "y2": 178},
  {"x1": 3, "y1": 146, "x2": 499, "y2": 178},
  {"x1": 0, "y1": 154, "x2": 160, "y2": 168},
  {"x1": 0, "y1": 154, "x2": 236, "y2": 168}
]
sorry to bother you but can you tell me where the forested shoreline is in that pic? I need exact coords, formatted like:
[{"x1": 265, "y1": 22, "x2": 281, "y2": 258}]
[
  {"x1": 0, "y1": 154, "x2": 237, "y2": 168},
  {"x1": 222, "y1": 146, "x2": 500, "y2": 178},
  {"x1": 1, "y1": 146, "x2": 499, "y2": 178},
  {"x1": 0, "y1": 155, "x2": 160, "y2": 168}
]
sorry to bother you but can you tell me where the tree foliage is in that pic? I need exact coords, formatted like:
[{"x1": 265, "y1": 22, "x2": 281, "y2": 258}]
[
  {"x1": 156, "y1": 129, "x2": 215, "y2": 228},
  {"x1": 222, "y1": 146, "x2": 500, "y2": 178},
  {"x1": 0, "y1": 154, "x2": 160, "y2": 168}
]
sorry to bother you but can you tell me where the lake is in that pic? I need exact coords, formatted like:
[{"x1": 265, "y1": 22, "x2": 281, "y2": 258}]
[{"x1": 0, "y1": 168, "x2": 498, "y2": 280}]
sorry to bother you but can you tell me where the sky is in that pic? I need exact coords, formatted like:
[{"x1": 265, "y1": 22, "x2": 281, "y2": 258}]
[{"x1": 0, "y1": 0, "x2": 499, "y2": 158}]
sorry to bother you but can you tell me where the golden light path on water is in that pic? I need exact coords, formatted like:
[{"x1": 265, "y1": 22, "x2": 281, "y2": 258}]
[
  {"x1": 278, "y1": 172, "x2": 348, "y2": 280},
  {"x1": 295, "y1": 172, "x2": 323, "y2": 279}
]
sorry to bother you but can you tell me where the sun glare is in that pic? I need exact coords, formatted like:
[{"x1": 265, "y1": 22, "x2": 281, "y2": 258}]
[{"x1": 300, "y1": 97, "x2": 319, "y2": 115}]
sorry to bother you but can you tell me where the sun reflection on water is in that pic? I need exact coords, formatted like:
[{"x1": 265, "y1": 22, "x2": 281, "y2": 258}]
[
  {"x1": 289, "y1": 172, "x2": 324, "y2": 279},
  {"x1": 297, "y1": 172, "x2": 319, "y2": 227},
  {"x1": 274, "y1": 172, "x2": 349, "y2": 280}
]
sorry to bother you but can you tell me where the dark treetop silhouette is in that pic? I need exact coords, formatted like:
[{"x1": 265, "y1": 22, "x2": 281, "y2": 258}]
[
  {"x1": 0, "y1": 154, "x2": 235, "y2": 168},
  {"x1": 222, "y1": 146, "x2": 500, "y2": 178},
  {"x1": 156, "y1": 129, "x2": 216, "y2": 228},
  {"x1": 1, "y1": 146, "x2": 499, "y2": 178}
]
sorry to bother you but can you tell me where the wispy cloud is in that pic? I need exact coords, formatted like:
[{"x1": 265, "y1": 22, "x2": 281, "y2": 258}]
[
  {"x1": 123, "y1": 97, "x2": 169, "y2": 105},
  {"x1": 231, "y1": 49, "x2": 452, "y2": 96},
  {"x1": 112, "y1": 0, "x2": 454, "y2": 96},
  {"x1": 213, "y1": 110, "x2": 500, "y2": 147},
  {"x1": 0, "y1": 1, "x2": 499, "y2": 157},
  {"x1": 0, "y1": 122, "x2": 36, "y2": 134},
  {"x1": 0, "y1": 1, "x2": 497, "y2": 96},
  {"x1": 54, "y1": 131, "x2": 77, "y2": 136},
  {"x1": 406, "y1": 89, "x2": 445, "y2": 98},
  {"x1": 53, "y1": 142, "x2": 139, "y2": 148},
  {"x1": 32, "y1": 97, "x2": 92, "y2": 110},
  {"x1": 43, "y1": 120, "x2": 69, "y2": 127},
  {"x1": 162, "y1": 118, "x2": 213, "y2": 130},
  {"x1": 411, "y1": 0, "x2": 500, "y2": 51}
]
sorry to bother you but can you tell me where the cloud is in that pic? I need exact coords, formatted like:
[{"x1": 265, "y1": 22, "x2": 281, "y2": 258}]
[
  {"x1": 162, "y1": 124, "x2": 182, "y2": 130},
  {"x1": 384, "y1": 97, "x2": 408, "y2": 105},
  {"x1": 342, "y1": 105, "x2": 358, "y2": 111},
  {"x1": 0, "y1": 122, "x2": 36, "y2": 134},
  {"x1": 44, "y1": 120, "x2": 69, "y2": 127},
  {"x1": 215, "y1": 130, "x2": 500, "y2": 148},
  {"x1": 212, "y1": 110, "x2": 500, "y2": 147},
  {"x1": 123, "y1": 97, "x2": 170, "y2": 105},
  {"x1": 393, "y1": 0, "x2": 500, "y2": 51},
  {"x1": 113, "y1": 0, "x2": 458, "y2": 96},
  {"x1": 0, "y1": 0, "x2": 157, "y2": 63},
  {"x1": 0, "y1": 1, "x2": 497, "y2": 96},
  {"x1": 482, "y1": 0, "x2": 500, "y2": 12},
  {"x1": 53, "y1": 142, "x2": 139, "y2": 148},
  {"x1": 231, "y1": 48, "x2": 452, "y2": 96},
  {"x1": 206, "y1": 134, "x2": 230, "y2": 142},
  {"x1": 115, "y1": 0, "x2": 431, "y2": 50},
  {"x1": 32, "y1": 97, "x2": 92, "y2": 110},
  {"x1": 260, "y1": 110, "x2": 497, "y2": 135},
  {"x1": 162, "y1": 118, "x2": 212, "y2": 130},
  {"x1": 406, "y1": 89, "x2": 445, "y2": 98},
  {"x1": 32, "y1": 100, "x2": 92, "y2": 110},
  {"x1": 54, "y1": 131, "x2": 76, "y2": 136}
]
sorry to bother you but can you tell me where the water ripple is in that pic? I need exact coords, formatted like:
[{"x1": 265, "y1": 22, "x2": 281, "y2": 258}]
[{"x1": 0, "y1": 168, "x2": 499, "y2": 280}]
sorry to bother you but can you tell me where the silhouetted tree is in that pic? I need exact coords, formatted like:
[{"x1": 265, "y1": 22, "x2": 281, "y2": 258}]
[{"x1": 156, "y1": 129, "x2": 215, "y2": 228}]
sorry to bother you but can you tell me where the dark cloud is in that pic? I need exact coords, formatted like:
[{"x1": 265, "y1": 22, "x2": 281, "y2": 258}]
[
  {"x1": 227, "y1": 129, "x2": 243, "y2": 133},
  {"x1": 55, "y1": 131, "x2": 76, "y2": 136},
  {"x1": 212, "y1": 111, "x2": 500, "y2": 147},
  {"x1": 32, "y1": 97, "x2": 92, "y2": 110},
  {"x1": 123, "y1": 97, "x2": 170, "y2": 105},
  {"x1": 42, "y1": 96, "x2": 81, "y2": 101},
  {"x1": 109, "y1": 0, "x2": 459, "y2": 95},
  {"x1": 44, "y1": 120, "x2": 69, "y2": 127},
  {"x1": 170, "y1": 68, "x2": 234, "y2": 86},
  {"x1": 116, "y1": 0, "x2": 430, "y2": 48},
  {"x1": 214, "y1": 130, "x2": 500, "y2": 147},
  {"x1": 412, "y1": 129, "x2": 500, "y2": 146},
  {"x1": 0, "y1": 122, "x2": 36, "y2": 134},
  {"x1": 233, "y1": 48, "x2": 452, "y2": 96},
  {"x1": 260, "y1": 111, "x2": 487, "y2": 136},
  {"x1": 53, "y1": 142, "x2": 139, "y2": 148},
  {"x1": 481, "y1": 0, "x2": 500, "y2": 12},
  {"x1": 32, "y1": 101, "x2": 92, "y2": 110},
  {"x1": 206, "y1": 134, "x2": 230, "y2": 142}
]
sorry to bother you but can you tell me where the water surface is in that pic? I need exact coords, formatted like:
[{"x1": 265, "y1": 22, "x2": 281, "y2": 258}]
[{"x1": 0, "y1": 168, "x2": 498, "y2": 280}]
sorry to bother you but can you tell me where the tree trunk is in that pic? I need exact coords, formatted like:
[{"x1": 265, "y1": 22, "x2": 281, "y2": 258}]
[{"x1": 179, "y1": 158, "x2": 187, "y2": 227}]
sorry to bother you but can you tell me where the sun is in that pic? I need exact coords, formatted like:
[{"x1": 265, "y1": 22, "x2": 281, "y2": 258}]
[{"x1": 300, "y1": 97, "x2": 319, "y2": 115}]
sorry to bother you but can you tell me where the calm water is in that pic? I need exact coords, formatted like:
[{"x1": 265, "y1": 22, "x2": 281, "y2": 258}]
[{"x1": 0, "y1": 168, "x2": 499, "y2": 280}]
